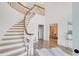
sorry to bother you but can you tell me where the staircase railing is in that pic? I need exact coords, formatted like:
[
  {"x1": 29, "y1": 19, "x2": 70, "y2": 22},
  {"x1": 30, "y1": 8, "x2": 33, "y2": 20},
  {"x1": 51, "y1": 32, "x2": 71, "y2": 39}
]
[
  {"x1": 8, "y1": 2, "x2": 45, "y2": 15},
  {"x1": 8, "y1": 2, "x2": 45, "y2": 56},
  {"x1": 23, "y1": 5, "x2": 36, "y2": 56},
  {"x1": 8, "y1": 2, "x2": 29, "y2": 14}
]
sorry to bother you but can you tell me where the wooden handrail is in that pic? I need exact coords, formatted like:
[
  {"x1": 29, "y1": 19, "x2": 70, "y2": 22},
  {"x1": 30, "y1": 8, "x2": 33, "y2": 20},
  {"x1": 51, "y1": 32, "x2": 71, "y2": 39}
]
[
  {"x1": 17, "y1": 2, "x2": 30, "y2": 9},
  {"x1": 17, "y1": 2, "x2": 45, "y2": 10},
  {"x1": 24, "y1": 5, "x2": 36, "y2": 35},
  {"x1": 16, "y1": 2, "x2": 45, "y2": 35},
  {"x1": 35, "y1": 4, "x2": 45, "y2": 9}
]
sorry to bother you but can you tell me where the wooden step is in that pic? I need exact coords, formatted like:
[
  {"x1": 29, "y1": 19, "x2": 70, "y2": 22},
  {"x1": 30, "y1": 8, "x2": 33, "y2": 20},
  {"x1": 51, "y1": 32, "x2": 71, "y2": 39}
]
[
  {"x1": 16, "y1": 23, "x2": 24, "y2": 25},
  {"x1": 7, "y1": 30, "x2": 24, "y2": 31},
  {"x1": 6, "y1": 32, "x2": 24, "y2": 34},
  {"x1": 4, "y1": 34, "x2": 24, "y2": 36},
  {"x1": 0, "y1": 45, "x2": 24, "y2": 53},
  {"x1": 8, "y1": 29, "x2": 24, "y2": 31},
  {"x1": 15, "y1": 23, "x2": 24, "y2": 25},
  {"x1": 10, "y1": 28, "x2": 24, "y2": 29},
  {"x1": 9, "y1": 47, "x2": 26, "y2": 56},
  {"x1": 3, "y1": 36, "x2": 24, "y2": 39},
  {"x1": 13, "y1": 24, "x2": 24, "y2": 26},
  {"x1": 0, "y1": 47, "x2": 25, "y2": 56},
  {"x1": 0, "y1": 43, "x2": 24, "y2": 50},
  {"x1": 18, "y1": 21, "x2": 24, "y2": 23},
  {"x1": 2, "y1": 37, "x2": 24, "y2": 40},
  {"x1": 0, "y1": 39, "x2": 24, "y2": 45},
  {"x1": 7, "y1": 31, "x2": 24, "y2": 32},
  {"x1": 0, "y1": 39, "x2": 24, "y2": 46},
  {"x1": 12, "y1": 26, "x2": 24, "y2": 27}
]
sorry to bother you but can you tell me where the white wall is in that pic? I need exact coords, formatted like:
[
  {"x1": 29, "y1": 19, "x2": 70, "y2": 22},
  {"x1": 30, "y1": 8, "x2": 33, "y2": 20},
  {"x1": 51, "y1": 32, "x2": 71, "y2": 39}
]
[
  {"x1": 45, "y1": 2, "x2": 72, "y2": 47},
  {"x1": 26, "y1": 14, "x2": 45, "y2": 42},
  {"x1": 73, "y1": 2, "x2": 79, "y2": 50},
  {"x1": 0, "y1": 2, "x2": 24, "y2": 39}
]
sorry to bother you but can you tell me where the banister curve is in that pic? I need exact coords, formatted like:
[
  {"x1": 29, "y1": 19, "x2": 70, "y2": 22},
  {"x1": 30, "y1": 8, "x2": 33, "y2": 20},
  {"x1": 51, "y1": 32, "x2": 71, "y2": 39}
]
[{"x1": 24, "y1": 5, "x2": 35, "y2": 35}]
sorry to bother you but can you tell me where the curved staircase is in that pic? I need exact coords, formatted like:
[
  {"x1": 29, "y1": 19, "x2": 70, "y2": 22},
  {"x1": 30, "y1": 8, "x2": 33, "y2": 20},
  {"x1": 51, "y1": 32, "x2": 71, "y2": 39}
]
[
  {"x1": 0, "y1": 20, "x2": 27, "y2": 56},
  {"x1": 0, "y1": 2, "x2": 45, "y2": 56}
]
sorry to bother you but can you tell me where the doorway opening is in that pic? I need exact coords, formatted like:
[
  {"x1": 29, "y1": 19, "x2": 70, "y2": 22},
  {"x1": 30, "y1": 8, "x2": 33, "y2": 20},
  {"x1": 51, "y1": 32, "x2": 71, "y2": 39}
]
[
  {"x1": 38, "y1": 25, "x2": 44, "y2": 40},
  {"x1": 49, "y1": 24, "x2": 58, "y2": 48}
]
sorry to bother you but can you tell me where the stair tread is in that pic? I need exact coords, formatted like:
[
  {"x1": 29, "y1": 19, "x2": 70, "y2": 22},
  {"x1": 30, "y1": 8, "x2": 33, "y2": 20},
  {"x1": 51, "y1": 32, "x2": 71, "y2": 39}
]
[
  {"x1": 0, "y1": 43, "x2": 24, "y2": 50},
  {"x1": 0, "y1": 40, "x2": 24, "y2": 46},
  {"x1": 2, "y1": 37, "x2": 24, "y2": 40},
  {"x1": 0, "y1": 39, "x2": 23, "y2": 44},
  {"x1": 12, "y1": 26, "x2": 24, "y2": 27},
  {"x1": 16, "y1": 23, "x2": 24, "y2": 25},
  {"x1": 8, "y1": 29, "x2": 24, "y2": 31},
  {"x1": 4, "y1": 34, "x2": 24, "y2": 36},
  {"x1": 3, "y1": 35, "x2": 24, "y2": 37},
  {"x1": 10, "y1": 28, "x2": 24, "y2": 29},
  {"x1": 7, "y1": 31, "x2": 24, "y2": 32},
  {"x1": 6, "y1": 32, "x2": 24, "y2": 34},
  {"x1": 0, "y1": 47, "x2": 25, "y2": 56},
  {"x1": 0, "y1": 45, "x2": 24, "y2": 53}
]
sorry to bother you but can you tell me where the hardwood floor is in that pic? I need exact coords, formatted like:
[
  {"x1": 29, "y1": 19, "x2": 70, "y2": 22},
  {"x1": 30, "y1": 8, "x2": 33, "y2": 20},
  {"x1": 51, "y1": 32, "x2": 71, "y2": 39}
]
[
  {"x1": 34, "y1": 39, "x2": 49, "y2": 49},
  {"x1": 33, "y1": 39, "x2": 73, "y2": 56},
  {"x1": 34, "y1": 39, "x2": 57, "y2": 49},
  {"x1": 49, "y1": 38, "x2": 57, "y2": 48}
]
